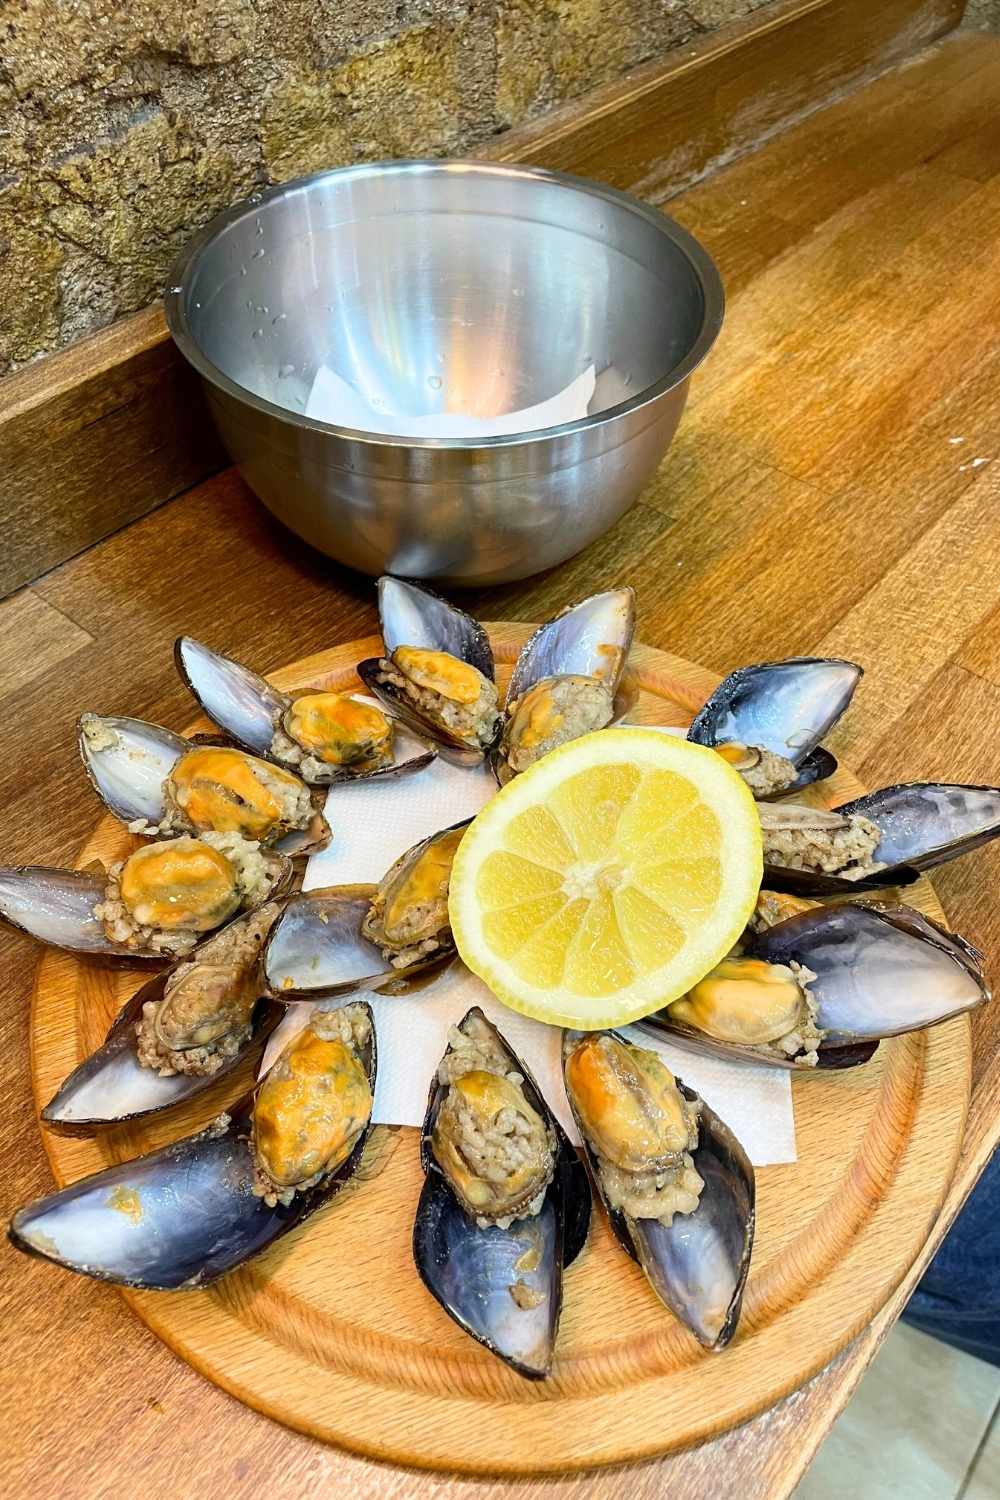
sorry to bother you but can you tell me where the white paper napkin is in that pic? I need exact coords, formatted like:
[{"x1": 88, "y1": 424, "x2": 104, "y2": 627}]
[
  {"x1": 273, "y1": 745, "x2": 797, "y2": 1167},
  {"x1": 305, "y1": 363, "x2": 597, "y2": 438}
]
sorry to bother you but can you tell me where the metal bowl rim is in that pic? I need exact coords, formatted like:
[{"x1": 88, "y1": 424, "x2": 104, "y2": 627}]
[{"x1": 163, "y1": 158, "x2": 724, "y2": 452}]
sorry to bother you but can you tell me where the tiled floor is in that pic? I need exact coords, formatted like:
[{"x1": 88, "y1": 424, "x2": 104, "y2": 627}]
[{"x1": 794, "y1": 1324, "x2": 1000, "y2": 1500}]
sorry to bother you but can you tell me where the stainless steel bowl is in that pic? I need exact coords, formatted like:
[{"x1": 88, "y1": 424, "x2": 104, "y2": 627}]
[{"x1": 165, "y1": 160, "x2": 723, "y2": 585}]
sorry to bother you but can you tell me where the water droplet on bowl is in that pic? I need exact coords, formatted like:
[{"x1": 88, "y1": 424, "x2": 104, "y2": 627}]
[
  {"x1": 427, "y1": 375, "x2": 442, "y2": 390},
  {"x1": 278, "y1": 362, "x2": 296, "y2": 378},
  {"x1": 272, "y1": 312, "x2": 286, "y2": 325},
  {"x1": 167, "y1": 286, "x2": 182, "y2": 296},
  {"x1": 252, "y1": 328, "x2": 264, "y2": 339},
  {"x1": 240, "y1": 266, "x2": 247, "y2": 276},
  {"x1": 193, "y1": 300, "x2": 202, "y2": 309},
  {"x1": 252, "y1": 248, "x2": 265, "y2": 260}
]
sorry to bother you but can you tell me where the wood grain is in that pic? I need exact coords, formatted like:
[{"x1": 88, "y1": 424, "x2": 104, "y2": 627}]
[
  {"x1": 0, "y1": 307, "x2": 226, "y2": 598},
  {"x1": 0, "y1": 0, "x2": 963, "y2": 600},
  {"x1": 26, "y1": 630, "x2": 970, "y2": 1474},
  {"x1": 4, "y1": 28, "x2": 1000, "y2": 1500}
]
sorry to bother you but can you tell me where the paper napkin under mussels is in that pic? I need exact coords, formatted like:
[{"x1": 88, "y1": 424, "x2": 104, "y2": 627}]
[{"x1": 262, "y1": 739, "x2": 796, "y2": 1167}]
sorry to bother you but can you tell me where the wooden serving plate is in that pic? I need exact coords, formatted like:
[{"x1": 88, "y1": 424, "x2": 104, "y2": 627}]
[{"x1": 29, "y1": 628, "x2": 971, "y2": 1475}]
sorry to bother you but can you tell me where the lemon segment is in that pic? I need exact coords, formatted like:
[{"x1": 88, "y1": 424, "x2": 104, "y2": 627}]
[{"x1": 449, "y1": 728, "x2": 763, "y2": 1029}]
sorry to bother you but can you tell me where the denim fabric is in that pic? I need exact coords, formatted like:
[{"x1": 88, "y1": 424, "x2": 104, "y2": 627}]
[{"x1": 902, "y1": 1150, "x2": 1000, "y2": 1368}]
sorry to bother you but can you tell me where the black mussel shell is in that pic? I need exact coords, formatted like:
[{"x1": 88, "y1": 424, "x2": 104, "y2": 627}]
[
  {"x1": 11, "y1": 1004, "x2": 377, "y2": 1290},
  {"x1": 413, "y1": 1006, "x2": 591, "y2": 1378},
  {"x1": 563, "y1": 1032, "x2": 755, "y2": 1350}
]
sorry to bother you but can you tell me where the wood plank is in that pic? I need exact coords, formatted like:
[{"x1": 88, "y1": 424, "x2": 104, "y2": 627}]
[
  {"x1": 813, "y1": 466, "x2": 1000, "y2": 764},
  {"x1": 0, "y1": 590, "x2": 93, "y2": 698},
  {"x1": 0, "y1": 0, "x2": 964, "y2": 600},
  {"x1": 0, "y1": 307, "x2": 226, "y2": 598},
  {"x1": 484, "y1": 0, "x2": 964, "y2": 197},
  {"x1": 683, "y1": 170, "x2": 1000, "y2": 482}
]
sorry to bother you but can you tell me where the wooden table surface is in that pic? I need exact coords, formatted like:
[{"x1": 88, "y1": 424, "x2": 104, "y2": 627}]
[{"x1": 4, "y1": 31, "x2": 1000, "y2": 1499}]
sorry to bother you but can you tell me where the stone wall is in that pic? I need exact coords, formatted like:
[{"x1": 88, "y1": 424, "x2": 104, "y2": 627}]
[
  {"x1": 964, "y1": 0, "x2": 1000, "y2": 28},
  {"x1": 1, "y1": 0, "x2": 776, "y2": 372}
]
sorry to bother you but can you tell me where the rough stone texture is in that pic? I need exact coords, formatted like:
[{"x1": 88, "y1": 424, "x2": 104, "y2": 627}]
[
  {"x1": 964, "y1": 0, "x2": 1000, "y2": 30},
  {"x1": 0, "y1": 0, "x2": 777, "y2": 371}
]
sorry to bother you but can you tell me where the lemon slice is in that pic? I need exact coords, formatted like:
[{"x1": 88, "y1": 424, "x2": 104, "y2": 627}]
[{"x1": 449, "y1": 728, "x2": 762, "y2": 1029}]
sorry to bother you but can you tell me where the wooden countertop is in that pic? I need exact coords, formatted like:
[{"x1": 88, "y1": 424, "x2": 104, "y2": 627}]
[{"x1": 5, "y1": 32, "x2": 1000, "y2": 1499}]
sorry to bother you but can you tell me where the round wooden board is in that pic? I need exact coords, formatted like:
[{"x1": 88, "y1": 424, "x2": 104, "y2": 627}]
[{"x1": 29, "y1": 627, "x2": 971, "y2": 1475}]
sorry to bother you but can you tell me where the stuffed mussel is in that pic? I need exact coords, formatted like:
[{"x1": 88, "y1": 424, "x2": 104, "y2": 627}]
[
  {"x1": 413, "y1": 1008, "x2": 591, "y2": 1379},
  {"x1": 357, "y1": 578, "x2": 501, "y2": 765},
  {"x1": 495, "y1": 588, "x2": 638, "y2": 781},
  {"x1": 262, "y1": 822, "x2": 468, "y2": 996},
  {"x1": 10, "y1": 1001, "x2": 376, "y2": 1289},
  {"x1": 688, "y1": 656, "x2": 862, "y2": 799},
  {"x1": 79, "y1": 714, "x2": 330, "y2": 858},
  {"x1": 0, "y1": 834, "x2": 292, "y2": 963},
  {"x1": 563, "y1": 1030, "x2": 754, "y2": 1350},
  {"x1": 649, "y1": 898, "x2": 990, "y2": 1070},
  {"x1": 42, "y1": 902, "x2": 285, "y2": 1133},
  {"x1": 175, "y1": 635, "x2": 436, "y2": 786},
  {"x1": 760, "y1": 781, "x2": 1000, "y2": 894}
]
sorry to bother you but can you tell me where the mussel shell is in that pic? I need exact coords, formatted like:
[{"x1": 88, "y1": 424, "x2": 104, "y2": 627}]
[
  {"x1": 836, "y1": 782, "x2": 1000, "y2": 873},
  {"x1": 378, "y1": 576, "x2": 495, "y2": 681},
  {"x1": 0, "y1": 852, "x2": 294, "y2": 966},
  {"x1": 80, "y1": 717, "x2": 332, "y2": 857},
  {"x1": 504, "y1": 588, "x2": 636, "y2": 707},
  {"x1": 414, "y1": 1007, "x2": 591, "y2": 1378},
  {"x1": 0, "y1": 866, "x2": 164, "y2": 964},
  {"x1": 177, "y1": 637, "x2": 437, "y2": 785},
  {"x1": 638, "y1": 1014, "x2": 880, "y2": 1072},
  {"x1": 412, "y1": 1169, "x2": 562, "y2": 1380},
  {"x1": 41, "y1": 971, "x2": 282, "y2": 1135},
  {"x1": 763, "y1": 780, "x2": 1000, "y2": 894},
  {"x1": 355, "y1": 657, "x2": 496, "y2": 767},
  {"x1": 359, "y1": 579, "x2": 498, "y2": 764},
  {"x1": 687, "y1": 657, "x2": 862, "y2": 784},
  {"x1": 262, "y1": 884, "x2": 454, "y2": 997},
  {"x1": 11, "y1": 1004, "x2": 377, "y2": 1290},
  {"x1": 563, "y1": 1032, "x2": 755, "y2": 1349},
  {"x1": 175, "y1": 636, "x2": 287, "y2": 757},
  {"x1": 747, "y1": 902, "x2": 989, "y2": 1042},
  {"x1": 757, "y1": 746, "x2": 838, "y2": 801},
  {"x1": 78, "y1": 715, "x2": 186, "y2": 826}
]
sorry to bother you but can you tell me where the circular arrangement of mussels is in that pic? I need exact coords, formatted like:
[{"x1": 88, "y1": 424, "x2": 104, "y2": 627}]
[{"x1": 4, "y1": 576, "x2": 1000, "y2": 1383}]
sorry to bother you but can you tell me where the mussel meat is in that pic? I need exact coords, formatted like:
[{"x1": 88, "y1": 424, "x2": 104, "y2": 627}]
[
  {"x1": 9, "y1": 1001, "x2": 377, "y2": 1290},
  {"x1": 175, "y1": 635, "x2": 436, "y2": 786},
  {"x1": 357, "y1": 579, "x2": 500, "y2": 762},
  {"x1": 264, "y1": 823, "x2": 466, "y2": 995},
  {"x1": 253, "y1": 1002, "x2": 374, "y2": 1206},
  {"x1": 688, "y1": 657, "x2": 862, "y2": 798},
  {"x1": 361, "y1": 823, "x2": 465, "y2": 970},
  {"x1": 667, "y1": 957, "x2": 823, "y2": 1065},
  {"x1": 413, "y1": 1008, "x2": 591, "y2": 1379},
  {"x1": 647, "y1": 901, "x2": 989, "y2": 1069},
  {"x1": 430, "y1": 1014, "x2": 557, "y2": 1227},
  {"x1": 0, "y1": 835, "x2": 290, "y2": 964},
  {"x1": 42, "y1": 903, "x2": 284, "y2": 1134},
  {"x1": 762, "y1": 781, "x2": 1000, "y2": 895},
  {"x1": 80, "y1": 715, "x2": 328, "y2": 856},
  {"x1": 563, "y1": 1031, "x2": 754, "y2": 1349},
  {"x1": 496, "y1": 589, "x2": 637, "y2": 779}
]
